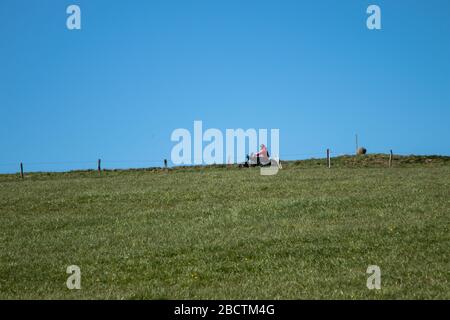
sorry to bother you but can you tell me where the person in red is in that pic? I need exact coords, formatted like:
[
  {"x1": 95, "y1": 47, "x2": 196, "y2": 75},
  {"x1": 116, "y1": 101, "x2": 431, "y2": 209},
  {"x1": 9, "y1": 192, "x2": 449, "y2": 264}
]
[{"x1": 250, "y1": 144, "x2": 270, "y2": 165}]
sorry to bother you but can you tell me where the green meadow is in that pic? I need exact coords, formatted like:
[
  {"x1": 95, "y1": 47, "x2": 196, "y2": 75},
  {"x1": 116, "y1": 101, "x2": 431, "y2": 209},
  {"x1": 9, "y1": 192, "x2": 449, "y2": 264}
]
[{"x1": 0, "y1": 155, "x2": 449, "y2": 299}]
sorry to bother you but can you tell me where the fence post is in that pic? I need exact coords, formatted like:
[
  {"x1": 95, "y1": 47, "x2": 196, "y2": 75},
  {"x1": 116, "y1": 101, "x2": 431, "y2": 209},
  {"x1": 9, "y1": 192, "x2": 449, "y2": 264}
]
[
  {"x1": 389, "y1": 150, "x2": 393, "y2": 168},
  {"x1": 327, "y1": 149, "x2": 331, "y2": 169},
  {"x1": 98, "y1": 159, "x2": 101, "y2": 173},
  {"x1": 164, "y1": 159, "x2": 168, "y2": 172},
  {"x1": 20, "y1": 162, "x2": 24, "y2": 179}
]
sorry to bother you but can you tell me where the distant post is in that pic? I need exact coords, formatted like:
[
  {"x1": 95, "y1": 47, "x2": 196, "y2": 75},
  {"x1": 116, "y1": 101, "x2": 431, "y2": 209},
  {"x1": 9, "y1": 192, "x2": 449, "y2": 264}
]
[
  {"x1": 164, "y1": 159, "x2": 168, "y2": 172},
  {"x1": 355, "y1": 134, "x2": 358, "y2": 155},
  {"x1": 389, "y1": 150, "x2": 393, "y2": 168},
  {"x1": 20, "y1": 162, "x2": 24, "y2": 179},
  {"x1": 98, "y1": 159, "x2": 101, "y2": 173},
  {"x1": 327, "y1": 149, "x2": 331, "y2": 169}
]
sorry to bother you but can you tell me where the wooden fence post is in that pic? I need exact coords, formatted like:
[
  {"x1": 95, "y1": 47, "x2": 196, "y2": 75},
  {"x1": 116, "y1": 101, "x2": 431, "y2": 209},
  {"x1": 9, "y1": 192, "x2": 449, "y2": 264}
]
[
  {"x1": 164, "y1": 159, "x2": 168, "y2": 172},
  {"x1": 327, "y1": 149, "x2": 331, "y2": 169},
  {"x1": 98, "y1": 159, "x2": 101, "y2": 173},
  {"x1": 389, "y1": 150, "x2": 393, "y2": 168},
  {"x1": 20, "y1": 162, "x2": 24, "y2": 179}
]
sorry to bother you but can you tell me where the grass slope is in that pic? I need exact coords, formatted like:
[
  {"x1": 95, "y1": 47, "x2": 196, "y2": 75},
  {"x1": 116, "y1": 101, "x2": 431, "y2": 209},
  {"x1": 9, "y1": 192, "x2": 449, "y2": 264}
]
[{"x1": 0, "y1": 155, "x2": 449, "y2": 299}]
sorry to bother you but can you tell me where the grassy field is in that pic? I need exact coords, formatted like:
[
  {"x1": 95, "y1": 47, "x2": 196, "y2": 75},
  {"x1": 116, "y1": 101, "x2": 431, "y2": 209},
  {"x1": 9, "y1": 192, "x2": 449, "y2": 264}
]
[{"x1": 0, "y1": 155, "x2": 449, "y2": 299}]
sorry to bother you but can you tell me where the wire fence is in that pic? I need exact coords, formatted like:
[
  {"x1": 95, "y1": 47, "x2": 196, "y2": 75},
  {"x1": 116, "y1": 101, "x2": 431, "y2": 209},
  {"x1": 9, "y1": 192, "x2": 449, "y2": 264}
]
[
  {"x1": 0, "y1": 159, "x2": 164, "y2": 174},
  {"x1": 0, "y1": 148, "x2": 406, "y2": 175}
]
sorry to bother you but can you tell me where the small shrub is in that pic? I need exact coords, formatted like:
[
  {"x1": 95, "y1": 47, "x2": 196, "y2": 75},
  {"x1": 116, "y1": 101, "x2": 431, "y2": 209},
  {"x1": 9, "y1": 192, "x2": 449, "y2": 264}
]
[{"x1": 357, "y1": 147, "x2": 367, "y2": 155}]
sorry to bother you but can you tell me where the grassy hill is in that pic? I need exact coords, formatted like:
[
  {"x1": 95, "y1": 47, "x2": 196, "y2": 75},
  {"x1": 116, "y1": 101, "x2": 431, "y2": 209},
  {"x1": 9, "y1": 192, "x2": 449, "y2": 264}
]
[{"x1": 0, "y1": 154, "x2": 449, "y2": 299}]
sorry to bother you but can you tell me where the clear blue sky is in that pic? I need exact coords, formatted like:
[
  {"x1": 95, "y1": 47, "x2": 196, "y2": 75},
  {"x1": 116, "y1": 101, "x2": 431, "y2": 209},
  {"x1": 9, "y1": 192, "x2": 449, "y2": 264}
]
[{"x1": 1, "y1": 0, "x2": 449, "y2": 172}]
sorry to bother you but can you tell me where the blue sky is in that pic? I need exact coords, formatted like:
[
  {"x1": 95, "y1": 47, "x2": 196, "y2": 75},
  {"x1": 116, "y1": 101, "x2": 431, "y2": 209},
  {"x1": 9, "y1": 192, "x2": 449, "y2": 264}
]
[{"x1": 1, "y1": 0, "x2": 449, "y2": 172}]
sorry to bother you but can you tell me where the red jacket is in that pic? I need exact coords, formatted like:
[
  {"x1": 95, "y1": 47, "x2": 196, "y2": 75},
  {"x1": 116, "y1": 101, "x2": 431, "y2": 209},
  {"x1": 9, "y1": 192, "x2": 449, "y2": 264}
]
[{"x1": 256, "y1": 145, "x2": 268, "y2": 158}]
